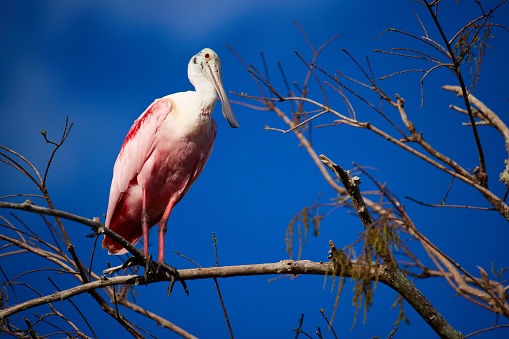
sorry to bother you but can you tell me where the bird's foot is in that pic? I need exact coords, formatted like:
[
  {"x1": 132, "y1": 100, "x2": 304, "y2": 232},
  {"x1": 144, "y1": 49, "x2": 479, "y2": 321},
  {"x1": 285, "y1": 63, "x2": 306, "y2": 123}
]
[
  {"x1": 145, "y1": 253, "x2": 154, "y2": 281},
  {"x1": 121, "y1": 253, "x2": 154, "y2": 281},
  {"x1": 121, "y1": 255, "x2": 189, "y2": 296},
  {"x1": 155, "y1": 261, "x2": 189, "y2": 296},
  {"x1": 122, "y1": 255, "x2": 143, "y2": 269}
]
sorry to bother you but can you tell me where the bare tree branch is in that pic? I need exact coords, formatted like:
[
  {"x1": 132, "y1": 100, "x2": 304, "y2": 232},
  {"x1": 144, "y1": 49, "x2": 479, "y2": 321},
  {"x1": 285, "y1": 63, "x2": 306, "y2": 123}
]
[{"x1": 0, "y1": 260, "x2": 385, "y2": 321}]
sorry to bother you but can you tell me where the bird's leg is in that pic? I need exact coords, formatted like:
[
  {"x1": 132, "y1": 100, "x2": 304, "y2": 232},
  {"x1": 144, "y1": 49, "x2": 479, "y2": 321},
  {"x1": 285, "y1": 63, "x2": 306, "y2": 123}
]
[
  {"x1": 154, "y1": 199, "x2": 188, "y2": 295},
  {"x1": 141, "y1": 187, "x2": 150, "y2": 256},
  {"x1": 157, "y1": 199, "x2": 176, "y2": 263},
  {"x1": 155, "y1": 261, "x2": 189, "y2": 296},
  {"x1": 141, "y1": 187, "x2": 154, "y2": 281}
]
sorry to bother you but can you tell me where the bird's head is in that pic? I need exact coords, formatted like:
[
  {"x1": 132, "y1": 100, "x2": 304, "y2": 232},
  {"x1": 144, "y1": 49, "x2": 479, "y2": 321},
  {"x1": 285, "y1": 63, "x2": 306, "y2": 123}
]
[{"x1": 188, "y1": 48, "x2": 239, "y2": 128}]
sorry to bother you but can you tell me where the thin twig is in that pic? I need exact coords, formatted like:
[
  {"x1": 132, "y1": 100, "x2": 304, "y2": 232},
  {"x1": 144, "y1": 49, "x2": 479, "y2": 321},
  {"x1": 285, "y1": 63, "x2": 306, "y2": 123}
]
[
  {"x1": 212, "y1": 233, "x2": 234, "y2": 339},
  {"x1": 405, "y1": 196, "x2": 496, "y2": 211}
]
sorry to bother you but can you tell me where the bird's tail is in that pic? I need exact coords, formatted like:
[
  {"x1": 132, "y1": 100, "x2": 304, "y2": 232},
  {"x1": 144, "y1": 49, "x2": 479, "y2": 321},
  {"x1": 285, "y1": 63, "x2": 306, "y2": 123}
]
[{"x1": 101, "y1": 219, "x2": 143, "y2": 255}]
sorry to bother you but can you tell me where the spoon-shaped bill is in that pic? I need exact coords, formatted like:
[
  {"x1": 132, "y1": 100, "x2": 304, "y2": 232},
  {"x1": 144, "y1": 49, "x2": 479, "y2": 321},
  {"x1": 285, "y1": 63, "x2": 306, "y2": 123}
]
[{"x1": 206, "y1": 60, "x2": 239, "y2": 128}]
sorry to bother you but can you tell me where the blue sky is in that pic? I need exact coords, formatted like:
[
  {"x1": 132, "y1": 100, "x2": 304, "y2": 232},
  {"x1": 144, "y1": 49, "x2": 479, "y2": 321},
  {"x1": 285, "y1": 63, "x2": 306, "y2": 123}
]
[{"x1": 1, "y1": 0, "x2": 509, "y2": 338}]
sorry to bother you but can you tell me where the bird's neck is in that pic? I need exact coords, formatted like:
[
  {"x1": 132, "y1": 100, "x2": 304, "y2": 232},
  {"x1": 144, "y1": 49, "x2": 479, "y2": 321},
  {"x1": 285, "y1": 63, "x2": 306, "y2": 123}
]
[{"x1": 194, "y1": 82, "x2": 218, "y2": 115}]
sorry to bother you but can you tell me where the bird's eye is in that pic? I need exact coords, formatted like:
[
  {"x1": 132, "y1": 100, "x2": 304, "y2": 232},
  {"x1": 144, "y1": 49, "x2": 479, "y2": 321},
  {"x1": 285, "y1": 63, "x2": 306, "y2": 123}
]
[{"x1": 204, "y1": 53, "x2": 210, "y2": 59}]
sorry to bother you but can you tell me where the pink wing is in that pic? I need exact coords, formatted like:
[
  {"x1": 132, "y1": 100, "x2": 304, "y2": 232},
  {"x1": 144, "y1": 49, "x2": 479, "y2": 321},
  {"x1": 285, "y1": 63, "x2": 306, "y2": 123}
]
[
  {"x1": 105, "y1": 98, "x2": 172, "y2": 229},
  {"x1": 102, "y1": 97, "x2": 217, "y2": 254}
]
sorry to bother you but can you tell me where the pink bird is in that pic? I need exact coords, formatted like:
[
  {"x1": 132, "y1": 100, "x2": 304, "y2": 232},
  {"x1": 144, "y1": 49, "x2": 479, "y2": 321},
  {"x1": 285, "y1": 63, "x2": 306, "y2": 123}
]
[{"x1": 102, "y1": 48, "x2": 238, "y2": 263}]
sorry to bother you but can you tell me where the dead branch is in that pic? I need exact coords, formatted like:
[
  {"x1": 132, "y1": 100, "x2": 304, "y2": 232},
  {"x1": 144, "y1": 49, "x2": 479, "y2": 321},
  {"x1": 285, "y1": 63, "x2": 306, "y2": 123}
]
[
  {"x1": 0, "y1": 260, "x2": 385, "y2": 321},
  {"x1": 320, "y1": 154, "x2": 461, "y2": 339},
  {"x1": 442, "y1": 84, "x2": 509, "y2": 187}
]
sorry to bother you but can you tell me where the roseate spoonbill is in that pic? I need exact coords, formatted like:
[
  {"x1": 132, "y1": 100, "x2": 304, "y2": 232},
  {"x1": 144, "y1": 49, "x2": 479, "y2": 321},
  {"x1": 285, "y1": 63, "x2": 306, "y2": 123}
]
[{"x1": 102, "y1": 48, "x2": 238, "y2": 264}]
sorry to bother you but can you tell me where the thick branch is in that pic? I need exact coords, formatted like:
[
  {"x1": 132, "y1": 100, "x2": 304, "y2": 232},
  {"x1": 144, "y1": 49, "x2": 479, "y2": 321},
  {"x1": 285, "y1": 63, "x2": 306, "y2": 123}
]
[
  {"x1": 0, "y1": 260, "x2": 383, "y2": 320},
  {"x1": 320, "y1": 154, "x2": 461, "y2": 339}
]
